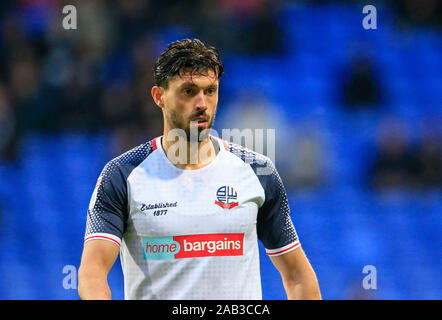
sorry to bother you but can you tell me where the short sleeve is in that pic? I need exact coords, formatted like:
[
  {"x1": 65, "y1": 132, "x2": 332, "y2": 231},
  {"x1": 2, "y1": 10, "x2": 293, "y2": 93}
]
[
  {"x1": 256, "y1": 159, "x2": 301, "y2": 256},
  {"x1": 84, "y1": 160, "x2": 128, "y2": 247}
]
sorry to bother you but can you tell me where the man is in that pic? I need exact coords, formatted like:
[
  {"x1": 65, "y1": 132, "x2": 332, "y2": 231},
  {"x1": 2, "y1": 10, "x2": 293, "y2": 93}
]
[{"x1": 78, "y1": 39, "x2": 321, "y2": 300}]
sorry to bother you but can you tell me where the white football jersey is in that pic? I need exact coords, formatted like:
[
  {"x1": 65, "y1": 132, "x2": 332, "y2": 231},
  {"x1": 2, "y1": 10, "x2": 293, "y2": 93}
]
[{"x1": 84, "y1": 135, "x2": 300, "y2": 300}]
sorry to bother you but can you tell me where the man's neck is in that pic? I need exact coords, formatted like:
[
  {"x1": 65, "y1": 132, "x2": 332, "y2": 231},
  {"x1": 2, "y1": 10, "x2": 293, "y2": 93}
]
[{"x1": 161, "y1": 133, "x2": 217, "y2": 170}]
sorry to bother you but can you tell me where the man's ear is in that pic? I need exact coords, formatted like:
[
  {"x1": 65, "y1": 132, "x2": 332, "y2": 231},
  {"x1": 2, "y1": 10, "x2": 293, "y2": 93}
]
[{"x1": 151, "y1": 86, "x2": 165, "y2": 108}]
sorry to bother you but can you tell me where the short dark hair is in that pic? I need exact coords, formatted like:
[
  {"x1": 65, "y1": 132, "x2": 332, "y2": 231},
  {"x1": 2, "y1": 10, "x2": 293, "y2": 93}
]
[{"x1": 153, "y1": 38, "x2": 224, "y2": 89}]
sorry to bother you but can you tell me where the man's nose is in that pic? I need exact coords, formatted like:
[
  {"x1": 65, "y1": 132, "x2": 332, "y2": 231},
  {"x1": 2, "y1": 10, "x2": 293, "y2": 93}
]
[{"x1": 195, "y1": 91, "x2": 207, "y2": 111}]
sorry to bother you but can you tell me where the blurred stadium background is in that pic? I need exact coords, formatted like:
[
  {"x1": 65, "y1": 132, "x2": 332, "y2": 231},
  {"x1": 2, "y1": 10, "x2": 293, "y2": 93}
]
[{"x1": 0, "y1": 0, "x2": 440, "y2": 299}]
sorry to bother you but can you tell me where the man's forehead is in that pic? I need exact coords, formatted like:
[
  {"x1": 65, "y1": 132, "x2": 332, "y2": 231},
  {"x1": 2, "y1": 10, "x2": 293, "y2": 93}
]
[{"x1": 170, "y1": 69, "x2": 218, "y2": 87}]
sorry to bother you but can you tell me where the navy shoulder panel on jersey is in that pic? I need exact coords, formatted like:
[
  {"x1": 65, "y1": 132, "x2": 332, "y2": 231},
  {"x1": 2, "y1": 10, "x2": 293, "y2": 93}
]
[
  {"x1": 227, "y1": 141, "x2": 299, "y2": 250},
  {"x1": 85, "y1": 140, "x2": 155, "y2": 242}
]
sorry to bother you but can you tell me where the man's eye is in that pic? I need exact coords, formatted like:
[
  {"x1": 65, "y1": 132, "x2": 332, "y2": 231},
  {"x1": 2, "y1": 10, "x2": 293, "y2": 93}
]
[
  {"x1": 184, "y1": 88, "x2": 193, "y2": 95},
  {"x1": 206, "y1": 88, "x2": 216, "y2": 95}
]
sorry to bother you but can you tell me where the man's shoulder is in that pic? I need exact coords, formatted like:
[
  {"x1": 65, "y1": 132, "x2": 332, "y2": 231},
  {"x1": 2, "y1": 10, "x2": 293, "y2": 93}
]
[
  {"x1": 111, "y1": 140, "x2": 155, "y2": 166},
  {"x1": 101, "y1": 139, "x2": 156, "y2": 179},
  {"x1": 223, "y1": 140, "x2": 268, "y2": 162},
  {"x1": 221, "y1": 139, "x2": 277, "y2": 177}
]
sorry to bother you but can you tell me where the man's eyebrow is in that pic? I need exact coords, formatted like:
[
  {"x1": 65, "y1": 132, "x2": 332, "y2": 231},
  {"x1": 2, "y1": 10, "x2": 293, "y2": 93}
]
[
  {"x1": 178, "y1": 82, "x2": 218, "y2": 89},
  {"x1": 179, "y1": 82, "x2": 198, "y2": 88}
]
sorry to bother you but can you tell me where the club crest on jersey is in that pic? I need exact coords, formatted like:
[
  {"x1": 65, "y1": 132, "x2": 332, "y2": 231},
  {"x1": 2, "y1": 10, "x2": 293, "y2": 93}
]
[{"x1": 215, "y1": 186, "x2": 239, "y2": 209}]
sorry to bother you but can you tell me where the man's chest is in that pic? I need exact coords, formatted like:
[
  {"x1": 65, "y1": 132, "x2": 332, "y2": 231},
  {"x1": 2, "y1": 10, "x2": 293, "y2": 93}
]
[{"x1": 125, "y1": 169, "x2": 265, "y2": 237}]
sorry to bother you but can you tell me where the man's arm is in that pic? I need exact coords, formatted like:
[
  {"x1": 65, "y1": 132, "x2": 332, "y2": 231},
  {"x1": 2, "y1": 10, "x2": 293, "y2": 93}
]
[
  {"x1": 78, "y1": 240, "x2": 120, "y2": 300},
  {"x1": 269, "y1": 247, "x2": 322, "y2": 300}
]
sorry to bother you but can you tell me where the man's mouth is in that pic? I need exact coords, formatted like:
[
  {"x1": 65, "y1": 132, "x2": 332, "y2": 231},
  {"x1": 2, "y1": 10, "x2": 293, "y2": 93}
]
[
  {"x1": 192, "y1": 120, "x2": 208, "y2": 128},
  {"x1": 190, "y1": 116, "x2": 209, "y2": 127}
]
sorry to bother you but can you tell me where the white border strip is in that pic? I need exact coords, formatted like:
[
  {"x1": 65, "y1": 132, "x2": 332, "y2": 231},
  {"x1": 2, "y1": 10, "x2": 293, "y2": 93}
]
[
  {"x1": 266, "y1": 241, "x2": 301, "y2": 256},
  {"x1": 216, "y1": 136, "x2": 229, "y2": 151},
  {"x1": 84, "y1": 233, "x2": 121, "y2": 247}
]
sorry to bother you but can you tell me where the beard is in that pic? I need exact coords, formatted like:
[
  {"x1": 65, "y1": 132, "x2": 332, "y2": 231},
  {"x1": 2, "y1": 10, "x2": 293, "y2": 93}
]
[{"x1": 167, "y1": 108, "x2": 216, "y2": 142}]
